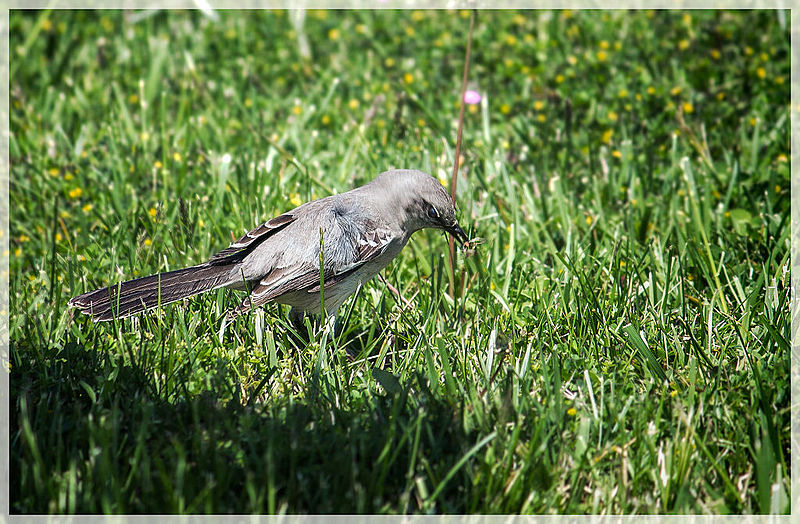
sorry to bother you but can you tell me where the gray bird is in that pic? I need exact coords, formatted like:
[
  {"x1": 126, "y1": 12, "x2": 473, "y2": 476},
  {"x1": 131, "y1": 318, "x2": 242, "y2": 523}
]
[{"x1": 69, "y1": 169, "x2": 469, "y2": 323}]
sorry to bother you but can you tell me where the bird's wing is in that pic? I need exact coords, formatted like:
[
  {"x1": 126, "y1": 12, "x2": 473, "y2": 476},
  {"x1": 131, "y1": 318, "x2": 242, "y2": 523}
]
[
  {"x1": 208, "y1": 213, "x2": 295, "y2": 264},
  {"x1": 242, "y1": 220, "x2": 397, "y2": 310},
  {"x1": 307, "y1": 225, "x2": 396, "y2": 292}
]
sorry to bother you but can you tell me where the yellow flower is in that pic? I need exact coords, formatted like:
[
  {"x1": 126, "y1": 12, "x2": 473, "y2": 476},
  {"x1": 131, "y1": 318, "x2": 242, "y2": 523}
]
[
  {"x1": 585, "y1": 216, "x2": 593, "y2": 225},
  {"x1": 567, "y1": 407, "x2": 577, "y2": 416},
  {"x1": 500, "y1": 104, "x2": 511, "y2": 114},
  {"x1": 321, "y1": 115, "x2": 331, "y2": 125},
  {"x1": 670, "y1": 390, "x2": 677, "y2": 398},
  {"x1": 68, "y1": 187, "x2": 83, "y2": 199},
  {"x1": 777, "y1": 154, "x2": 788, "y2": 163},
  {"x1": 776, "y1": 76, "x2": 785, "y2": 85},
  {"x1": 596, "y1": 50, "x2": 607, "y2": 62},
  {"x1": 384, "y1": 57, "x2": 395, "y2": 67},
  {"x1": 599, "y1": 40, "x2": 609, "y2": 50},
  {"x1": 756, "y1": 67, "x2": 766, "y2": 79},
  {"x1": 618, "y1": 89, "x2": 628, "y2": 98},
  {"x1": 683, "y1": 102, "x2": 694, "y2": 113},
  {"x1": 82, "y1": 203, "x2": 93, "y2": 213},
  {"x1": 744, "y1": 46, "x2": 753, "y2": 56},
  {"x1": 608, "y1": 111, "x2": 618, "y2": 122},
  {"x1": 647, "y1": 86, "x2": 656, "y2": 95},
  {"x1": 19, "y1": 234, "x2": 30, "y2": 243},
  {"x1": 555, "y1": 74, "x2": 565, "y2": 84},
  {"x1": 411, "y1": 10, "x2": 425, "y2": 22},
  {"x1": 601, "y1": 129, "x2": 613, "y2": 144},
  {"x1": 717, "y1": 92, "x2": 725, "y2": 100},
  {"x1": 154, "y1": 160, "x2": 163, "y2": 169},
  {"x1": 49, "y1": 167, "x2": 60, "y2": 176},
  {"x1": 670, "y1": 86, "x2": 682, "y2": 96},
  {"x1": 513, "y1": 14, "x2": 526, "y2": 25},
  {"x1": 505, "y1": 35, "x2": 517, "y2": 46},
  {"x1": 328, "y1": 28, "x2": 340, "y2": 40},
  {"x1": 678, "y1": 39, "x2": 690, "y2": 50},
  {"x1": 244, "y1": 98, "x2": 253, "y2": 108},
  {"x1": 760, "y1": 52, "x2": 768, "y2": 62},
  {"x1": 468, "y1": 105, "x2": 478, "y2": 114},
  {"x1": 348, "y1": 99, "x2": 359, "y2": 110},
  {"x1": 533, "y1": 100, "x2": 544, "y2": 110},
  {"x1": 682, "y1": 13, "x2": 692, "y2": 24},
  {"x1": 355, "y1": 24, "x2": 366, "y2": 34},
  {"x1": 403, "y1": 73, "x2": 414, "y2": 84},
  {"x1": 460, "y1": 9, "x2": 470, "y2": 18},
  {"x1": 417, "y1": 118, "x2": 426, "y2": 127},
  {"x1": 567, "y1": 55, "x2": 577, "y2": 65},
  {"x1": 64, "y1": 173, "x2": 74, "y2": 181},
  {"x1": 144, "y1": 238, "x2": 152, "y2": 246},
  {"x1": 292, "y1": 105, "x2": 302, "y2": 115},
  {"x1": 635, "y1": 93, "x2": 642, "y2": 101},
  {"x1": 55, "y1": 232, "x2": 62, "y2": 242},
  {"x1": 711, "y1": 49, "x2": 721, "y2": 59},
  {"x1": 537, "y1": 114, "x2": 546, "y2": 123},
  {"x1": 289, "y1": 193, "x2": 302, "y2": 207},
  {"x1": 148, "y1": 207, "x2": 157, "y2": 217},
  {"x1": 173, "y1": 152, "x2": 182, "y2": 162},
  {"x1": 14, "y1": 248, "x2": 21, "y2": 257},
  {"x1": 619, "y1": 260, "x2": 626, "y2": 267},
  {"x1": 140, "y1": 132, "x2": 150, "y2": 142},
  {"x1": 612, "y1": 150, "x2": 622, "y2": 158},
  {"x1": 42, "y1": 19, "x2": 52, "y2": 31},
  {"x1": 404, "y1": 26, "x2": 415, "y2": 37}
]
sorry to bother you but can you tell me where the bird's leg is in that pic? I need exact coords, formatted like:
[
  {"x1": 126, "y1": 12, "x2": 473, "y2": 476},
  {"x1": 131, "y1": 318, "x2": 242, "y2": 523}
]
[
  {"x1": 288, "y1": 307, "x2": 308, "y2": 335},
  {"x1": 286, "y1": 308, "x2": 342, "y2": 357},
  {"x1": 286, "y1": 307, "x2": 317, "y2": 351}
]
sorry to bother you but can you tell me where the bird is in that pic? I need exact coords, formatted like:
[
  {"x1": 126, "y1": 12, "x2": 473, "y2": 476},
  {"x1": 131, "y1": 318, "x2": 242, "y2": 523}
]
[{"x1": 69, "y1": 169, "x2": 469, "y2": 325}]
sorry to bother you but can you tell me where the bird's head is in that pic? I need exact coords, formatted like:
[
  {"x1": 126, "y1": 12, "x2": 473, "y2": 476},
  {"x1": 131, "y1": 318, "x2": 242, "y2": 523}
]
[{"x1": 373, "y1": 169, "x2": 469, "y2": 245}]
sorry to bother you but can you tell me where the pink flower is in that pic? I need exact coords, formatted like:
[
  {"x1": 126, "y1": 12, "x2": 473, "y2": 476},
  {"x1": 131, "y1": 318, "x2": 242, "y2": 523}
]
[{"x1": 463, "y1": 90, "x2": 482, "y2": 105}]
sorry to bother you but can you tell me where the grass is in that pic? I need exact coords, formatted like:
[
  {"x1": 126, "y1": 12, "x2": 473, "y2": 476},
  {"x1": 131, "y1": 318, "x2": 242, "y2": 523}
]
[{"x1": 9, "y1": 9, "x2": 790, "y2": 514}]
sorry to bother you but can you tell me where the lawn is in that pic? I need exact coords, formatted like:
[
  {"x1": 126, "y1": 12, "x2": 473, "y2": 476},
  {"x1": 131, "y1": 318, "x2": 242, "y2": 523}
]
[{"x1": 9, "y1": 9, "x2": 790, "y2": 514}]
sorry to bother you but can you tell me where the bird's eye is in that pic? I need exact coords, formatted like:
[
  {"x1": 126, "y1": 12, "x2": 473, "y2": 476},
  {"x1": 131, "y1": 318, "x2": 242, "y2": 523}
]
[{"x1": 427, "y1": 205, "x2": 439, "y2": 220}]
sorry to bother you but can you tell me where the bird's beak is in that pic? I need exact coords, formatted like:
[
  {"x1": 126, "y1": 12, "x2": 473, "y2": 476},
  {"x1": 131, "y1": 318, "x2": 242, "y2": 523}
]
[{"x1": 446, "y1": 222, "x2": 469, "y2": 246}]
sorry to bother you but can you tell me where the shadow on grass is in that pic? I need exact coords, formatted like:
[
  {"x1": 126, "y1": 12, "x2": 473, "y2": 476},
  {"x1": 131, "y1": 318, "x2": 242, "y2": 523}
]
[{"x1": 11, "y1": 337, "x2": 505, "y2": 514}]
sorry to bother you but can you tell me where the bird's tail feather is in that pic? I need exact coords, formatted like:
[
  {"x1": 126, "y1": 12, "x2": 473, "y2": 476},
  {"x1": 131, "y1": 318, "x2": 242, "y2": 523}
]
[{"x1": 69, "y1": 264, "x2": 235, "y2": 321}]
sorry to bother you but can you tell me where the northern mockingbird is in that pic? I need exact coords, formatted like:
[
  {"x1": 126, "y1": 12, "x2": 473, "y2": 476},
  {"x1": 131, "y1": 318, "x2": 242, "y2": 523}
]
[{"x1": 69, "y1": 169, "x2": 469, "y2": 323}]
